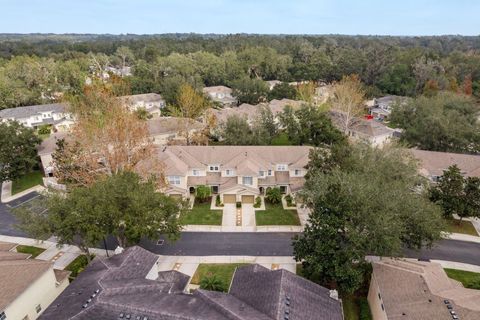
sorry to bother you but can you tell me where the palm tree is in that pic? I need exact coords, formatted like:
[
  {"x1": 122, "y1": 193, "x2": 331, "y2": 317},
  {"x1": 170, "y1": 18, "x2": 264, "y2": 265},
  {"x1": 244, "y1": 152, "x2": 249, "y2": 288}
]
[{"x1": 200, "y1": 275, "x2": 227, "y2": 292}]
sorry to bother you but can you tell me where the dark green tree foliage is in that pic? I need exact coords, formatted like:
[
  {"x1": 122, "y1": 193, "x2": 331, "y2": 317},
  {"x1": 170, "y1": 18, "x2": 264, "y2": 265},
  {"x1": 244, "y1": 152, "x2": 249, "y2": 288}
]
[
  {"x1": 14, "y1": 171, "x2": 183, "y2": 257},
  {"x1": 265, "y1": 187, "x2": 282, "y2": 204},
  {"x1": 200, "y1": 275, "x2": 227, "y2": 292},
  {"x1": 231, "y1": 77, "x2": 269, "y2": 105},
  {"x1": 294, "y1": 144, "x2": 444, "y2": 293},
  {"x1": 0, "y1": 121, "x2": 41, "y2": 181},
  {"x1": 221, "y1": 115, "x2": 255, "y2": 145},
  {"x1": 390, "y1": 92, "x2": 480, "y2": 154},
  {"x1": 267, "y1": 82, "x2": 297, "y2": 101},
  {"x1": 430, "y1": 165, "x2": 480, "y2": 220},
  {"x1": 195, "y1": 185, "x2": 212, "y2": 203},
  {"x1": 279, "y1": 105, "x2": 347, "y2": 147}
]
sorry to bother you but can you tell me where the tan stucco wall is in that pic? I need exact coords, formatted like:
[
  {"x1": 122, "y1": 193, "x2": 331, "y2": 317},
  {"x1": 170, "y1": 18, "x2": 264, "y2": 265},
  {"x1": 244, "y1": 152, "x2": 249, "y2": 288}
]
[
  {"x1": 4, "y1": 267, "x2": 69, "y2": 320},
  {"x1": 40, "y1": 154, "x2": 54, "y2": 176},
  {"x1": 368, "y1": 273, "x2": 388, "y2": 320}
]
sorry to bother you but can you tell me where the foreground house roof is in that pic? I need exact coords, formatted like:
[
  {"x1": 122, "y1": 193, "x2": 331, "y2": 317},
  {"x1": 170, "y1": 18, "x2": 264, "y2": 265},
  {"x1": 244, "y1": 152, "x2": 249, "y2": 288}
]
[
  {"x1": 410, "y1": 149, "x2": 480, "y2": 178},
  {"x1": 40, "y1": 246, "x2": 343, "y2": 320},
  {"x1": 371, "y1": 259, "x2": 480, "y2": 320}
]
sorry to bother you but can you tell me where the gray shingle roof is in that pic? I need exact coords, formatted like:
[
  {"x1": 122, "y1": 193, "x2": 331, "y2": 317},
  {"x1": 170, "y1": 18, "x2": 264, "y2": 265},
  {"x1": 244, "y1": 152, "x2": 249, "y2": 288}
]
[
  {"x1": 40, "y1": 246, "x2": 343, "y2": 320},
  {"x1": 0, "y1": 103, "x2": 67, "y2": 119}
]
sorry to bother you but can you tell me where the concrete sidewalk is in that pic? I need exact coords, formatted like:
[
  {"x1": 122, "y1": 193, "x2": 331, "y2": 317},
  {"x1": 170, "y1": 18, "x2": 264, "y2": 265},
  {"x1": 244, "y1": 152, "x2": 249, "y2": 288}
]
[
  {"x1": 0, "y1": 234, "x2": 112, "y2": 270},
  {"x1": 1, "y1": 181, "x2": 45, "y2": 203},
  {"x1": 182, "y1": 225, "x2": 304, "y2": 232},
  {"x1": 445, "y1": 232, "x2": 480, "y2": 244}
]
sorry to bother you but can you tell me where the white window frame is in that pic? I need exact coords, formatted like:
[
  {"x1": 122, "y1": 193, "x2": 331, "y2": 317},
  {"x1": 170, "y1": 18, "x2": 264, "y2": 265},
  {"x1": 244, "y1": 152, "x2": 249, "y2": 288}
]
[
  {"x1": 242, "y1": 176, "x2": 253, "y2": 186},
  {"x1": 167, "y1": 176, "x2": 181, "y2": 185},
  {"x1": 225, "y1": 169, "x2": 234, "y2": 176},
  {"x1": 276, "y1": 164, "x2": 288, "y2": 171},
  {"x1": 192, "y1": 169, "x2": 200, "y2": 176},
  {"x1": 294, "y1": 169, "x2": 301, "y2": 176},
  {"x1": 208, "y1": 165, "x2": 220, "y2": 172},
  {"x1": 268, "y1": 169, "x2": 273, "y2": 176},
  {"x1": 259, "y1": 170, "x2": 265, "y2": 177}
]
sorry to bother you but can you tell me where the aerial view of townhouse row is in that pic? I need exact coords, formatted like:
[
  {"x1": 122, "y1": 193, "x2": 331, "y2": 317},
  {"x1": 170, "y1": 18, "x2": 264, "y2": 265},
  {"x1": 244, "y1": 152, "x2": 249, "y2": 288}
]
[{"x1": 1, "y1": 2, "x2": 480, "y2": 320}]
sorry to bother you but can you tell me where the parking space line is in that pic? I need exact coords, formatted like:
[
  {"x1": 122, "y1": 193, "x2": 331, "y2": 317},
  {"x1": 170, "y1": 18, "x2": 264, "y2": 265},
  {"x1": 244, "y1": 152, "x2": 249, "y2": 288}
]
[{"x1": 8, "y1": 194, "x2": 41, "y2": 209}]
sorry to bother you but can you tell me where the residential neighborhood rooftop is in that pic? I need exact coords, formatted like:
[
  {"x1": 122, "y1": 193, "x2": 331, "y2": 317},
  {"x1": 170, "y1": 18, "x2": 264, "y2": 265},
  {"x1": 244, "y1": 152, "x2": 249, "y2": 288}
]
[
  {"x1": 0, "y1": 103, "x2": 67, "y2": 120},
  {"x1": 410, "y1": 149, "x2": 480, "y2": 178},
  {"x1": 40, "y1": 246, "x2": 343, "y2": 320},
  {"x1": 146, "y1": 117, "x2": 203, "y2": 136},
  {"x1": 371, "y1": 259, "x2": 480, "y2": 320}
]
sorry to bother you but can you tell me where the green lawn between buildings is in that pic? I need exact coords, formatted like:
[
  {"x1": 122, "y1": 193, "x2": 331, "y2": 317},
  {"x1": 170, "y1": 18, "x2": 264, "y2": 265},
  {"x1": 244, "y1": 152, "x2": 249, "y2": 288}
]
[
  {"x1": 444, "y1": 219, "x2": 479, "y2": 236},
  {"x1": 15, "y1": 245, "x2": 46, "y2": 258},
  {"x1": 65, "y1": 254, "x2": 95, "y2": 280},
  {"x1": 445, "y1": 268, "x2": 480, "y2": 289},
  {"x1": 190, "y1": 263, "x2": 248, "y2": 292},
  {"x1": 11, "y1": 170, "x2": 43, "y2": 195},
  {"x1": 255, "y1": 203, "x2": 301, "y2": 226},
  {"x1": 296, "y1": 264, "x2": 372, "y2": 320},
  {"x1": 179, "y1": 200, "x2": 223, "y2": 225}
]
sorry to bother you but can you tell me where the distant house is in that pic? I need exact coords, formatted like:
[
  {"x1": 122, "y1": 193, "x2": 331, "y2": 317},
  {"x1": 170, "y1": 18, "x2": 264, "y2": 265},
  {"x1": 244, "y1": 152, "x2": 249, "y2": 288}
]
[
  {"x1": 210, "y1": 98, "x2": 303, "y2": 125},
  {"x1": 369, "y1": 258, "x2": 480, "y2": 320},
  {"x1": 0, "y1": 103, "x2": 73, "y2": 130},
  {"x1": 37, "y1": 132, "x2": 69, "y2": 177},
  {"x1": 147, "y1": 117, "x2": 203, "y2": 145},
  {"x1": 369, "y1": 96, "x2": 408, "y2": 121},
  {"x1": 410, "y1": 149, "x2": 480, "y2": 182},
  {"x1": 40, "y1": 246, "x2": 343, "y2": 320},
  {"x1": 150, "y1": 145, "x2": 311, "y2": 201},
  {"x1": 120, "y1": 93, "x2": 166, "y2": 117},
  {"x1": 0, "y1": 241, "x2": 70, "y2": 320},
  {"x1": 347, "y1": 119, "x2": 396, "y2": 147},
  {"x1": 203, "y1": 86, "x2": 237, "y2": 106}
]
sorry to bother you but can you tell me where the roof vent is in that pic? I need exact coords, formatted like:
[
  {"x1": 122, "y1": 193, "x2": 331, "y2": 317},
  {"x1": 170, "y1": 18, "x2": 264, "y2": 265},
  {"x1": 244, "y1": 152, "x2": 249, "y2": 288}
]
[
  {"x1": 95, "y1": 289, "x2": 100, "y2": 294},
  {"x1": 329, "y1": 289, "x2": 339, "y2": 300},
  {"x1": 119, "y1": 313, "x2": 124, "y2": 318},
  {"x1": 82, "y1": 304, "x2": 88, "y2": 308}
]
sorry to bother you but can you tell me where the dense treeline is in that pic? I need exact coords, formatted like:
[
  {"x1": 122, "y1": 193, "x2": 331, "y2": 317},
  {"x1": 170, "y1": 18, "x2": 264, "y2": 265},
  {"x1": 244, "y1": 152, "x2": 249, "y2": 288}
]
[{"x1": 1, "y1": 34, "x2": 480, "y2": 109}]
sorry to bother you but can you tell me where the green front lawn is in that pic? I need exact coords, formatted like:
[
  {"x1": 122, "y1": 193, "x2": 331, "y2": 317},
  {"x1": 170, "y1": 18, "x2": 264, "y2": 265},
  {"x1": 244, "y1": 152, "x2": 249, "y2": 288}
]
[
  {"x1": 190, "y1": 263, "x2": 248, "y2": 292},
  {"x1": 444, "y1": 219, "x2": 479, "y2": 236},
  {"x1": 15, "y1": 245, "x2": 46, "y2": 258},
  {"x1": 445, "y1": 268, "x2": 480, "y2": 289},
  {"x1": 11, "y1": 170, "x2": 43, "y2": 195},
  {"x1": 256, "y1": 203, "x2": 300, "y2": 226},
  {"x1": 65, "y1": 254, "x2": 94, "y2": 280},
  {"x1": 179, "y1": 200, "x2": 222, "y2": 225}
]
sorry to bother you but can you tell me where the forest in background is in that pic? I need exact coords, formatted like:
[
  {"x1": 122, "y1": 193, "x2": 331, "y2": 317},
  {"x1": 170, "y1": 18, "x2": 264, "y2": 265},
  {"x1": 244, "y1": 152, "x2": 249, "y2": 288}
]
[{"x1": 1, "y1": 33, "x2": 480, "y2": 109}]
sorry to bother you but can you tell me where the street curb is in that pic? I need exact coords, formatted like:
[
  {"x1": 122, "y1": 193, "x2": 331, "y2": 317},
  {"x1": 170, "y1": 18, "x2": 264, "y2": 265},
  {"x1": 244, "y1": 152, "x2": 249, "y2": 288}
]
[
  {"x1": 182, "y1": 225, "x2": 304, "y2": 232},
  {"x1": 443, "y1": 232, "x2": 480, "y2": 244}
]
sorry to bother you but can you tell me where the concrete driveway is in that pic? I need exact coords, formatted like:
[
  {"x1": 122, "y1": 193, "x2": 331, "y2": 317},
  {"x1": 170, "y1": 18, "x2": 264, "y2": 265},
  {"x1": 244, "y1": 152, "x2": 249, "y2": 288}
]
[
  {"x1": 221, "y1": 204, "x2": 236, "y2": 226},
  {"x1": 242, "y1": 204, "x2": 255, "y2": 227}
]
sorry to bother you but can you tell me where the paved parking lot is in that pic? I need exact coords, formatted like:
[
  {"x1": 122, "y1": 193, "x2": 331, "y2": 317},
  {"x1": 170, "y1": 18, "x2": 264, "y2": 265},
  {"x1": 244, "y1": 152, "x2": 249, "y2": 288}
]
[{"x1": 0, "y1": 191, "x2": 42, "y2": 237}]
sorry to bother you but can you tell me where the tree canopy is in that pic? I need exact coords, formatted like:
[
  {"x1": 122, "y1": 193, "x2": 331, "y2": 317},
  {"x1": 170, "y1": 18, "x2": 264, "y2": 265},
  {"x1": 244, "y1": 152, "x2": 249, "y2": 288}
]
[
  {"x1": 0, "y1": 121, "x2": 41, "y2": 181},
  {"x1": 294, "y1": 144, "x2": 444, "y2": 293}
]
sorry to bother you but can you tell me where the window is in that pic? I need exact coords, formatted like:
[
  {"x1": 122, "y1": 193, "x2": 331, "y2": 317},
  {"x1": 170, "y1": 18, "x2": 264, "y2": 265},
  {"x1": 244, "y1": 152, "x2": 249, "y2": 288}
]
[
  {"x1": 35, "y1": 304, "x2": 42, "y2": 313},
  {"x1": 294, "y1": 169, "x2": 301, "y2": 176},
  {"x1": 381, "y1": 303, "x2": 384, "y2": 311},
  {"x1": 258, "y1": 171, "x2": 265, "y2": 177},
  {"x1": 378, "y1": 293, "x2": 381, "y2": 300},
  {"x1": 167, "y1": 176, "x2": 181, "y2": 185},
  {"x1": 208, "y1": 165, "x2": 220, "y2": 172},
  {"x1": 242, "y1": 176, "x2": 253, "y2": 185},
  {"x1": 0, "y1": 311, "x2": 6, "y2": 320},
  {"x1": 268, "y1": 170, "x2": 273, "y2": 176},
  {"x1": 276, "y1": 164, "x2": 287, "y2": 171},
  {"x1": 225, "y1": 169, "x2": 235, "y2": 176},
  {"x1": 192, "y1": 169, "x2": 200, "y2": 176}
]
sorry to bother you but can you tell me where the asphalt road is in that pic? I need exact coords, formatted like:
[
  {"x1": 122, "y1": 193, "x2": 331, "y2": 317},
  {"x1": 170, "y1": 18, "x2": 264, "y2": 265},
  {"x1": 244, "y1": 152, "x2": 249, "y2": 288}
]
[
  {"x1": 2, "y1": 194, "x2": 479, "y2": 266},
  {"x1": 141, "y1": 232, "x2": 480, "y2": 266}
]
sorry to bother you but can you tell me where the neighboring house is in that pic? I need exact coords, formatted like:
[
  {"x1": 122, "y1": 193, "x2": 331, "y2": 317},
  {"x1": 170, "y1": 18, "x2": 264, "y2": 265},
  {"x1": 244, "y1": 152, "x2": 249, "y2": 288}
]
[
  {"x1": 147, "y1": 117, "x2": 203, "y2": 145},
  {"x1": 38, "y1": 132, "x2": 69, "y2": 177},
  {"x1": 410, "y1": 149, "x2": 480, "y2": 182},
  {"x1": 40, "y1": 246, "x2": 343, "y2": 320},
  {"x1": 0, "y1": 241, "x2": 70, "y2": 320},
  {"x1": 153, "y1": 145, "x2": 311, "y2": 202},
  {"x1": 120, "y1": 93, "x2": 166, "y2": 117},
  {"x1": 0, "y1": 103, "x2": 73, "y2": 130},
  {"x1": 266, "y1": 80, "x2": 282, "y2": 90},
  {"x1": 368, "y1": 258, "x2": 480, "y2": 320},
  {"x1": 347, "y1": 119, "x2": 396, "y2": 147},
  {"x1": 369, "y1": 95, "x2": 408, "y2": 121},
  {"x1": 210, "y1": 98, "x2": 303, "y2": 125},
  {"x1": 203, "y1": 86, "x2": 237, "y2": 106}
]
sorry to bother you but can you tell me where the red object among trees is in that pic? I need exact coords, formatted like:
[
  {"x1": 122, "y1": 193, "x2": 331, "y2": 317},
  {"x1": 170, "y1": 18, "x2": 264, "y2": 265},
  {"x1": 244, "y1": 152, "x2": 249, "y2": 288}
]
[{"x1": 365, "y1": 114, "x2": 373, "y2": 120}]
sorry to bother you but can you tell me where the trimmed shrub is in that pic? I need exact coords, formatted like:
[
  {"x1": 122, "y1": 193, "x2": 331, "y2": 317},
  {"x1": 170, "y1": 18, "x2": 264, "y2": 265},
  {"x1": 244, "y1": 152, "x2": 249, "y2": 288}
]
[
  {"x1": 195, "y1": 185, "x2": 211, "y2": 203},
  {"x1": 285, "y1": 194, "x2": 295, "y2": 207},
  {"x1": 37, "y1": 125, "x2": 51, "y2": 135},
  {"x1": 265, "y1": 187, "x2": 282, "y2": 204},
  {"x1": 215, "y1": 194, "x2": 223, "y2": 207},
  {"x1": 254, "y1": 196, "x2": 261, "y2": 208}
]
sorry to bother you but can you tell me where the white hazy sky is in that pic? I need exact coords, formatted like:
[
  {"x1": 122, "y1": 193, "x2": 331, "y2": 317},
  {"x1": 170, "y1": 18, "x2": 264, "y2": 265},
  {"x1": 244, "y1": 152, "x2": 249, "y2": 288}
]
[{"x1": 0, "y1": 0, "x2": 479, "y2": 35}]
